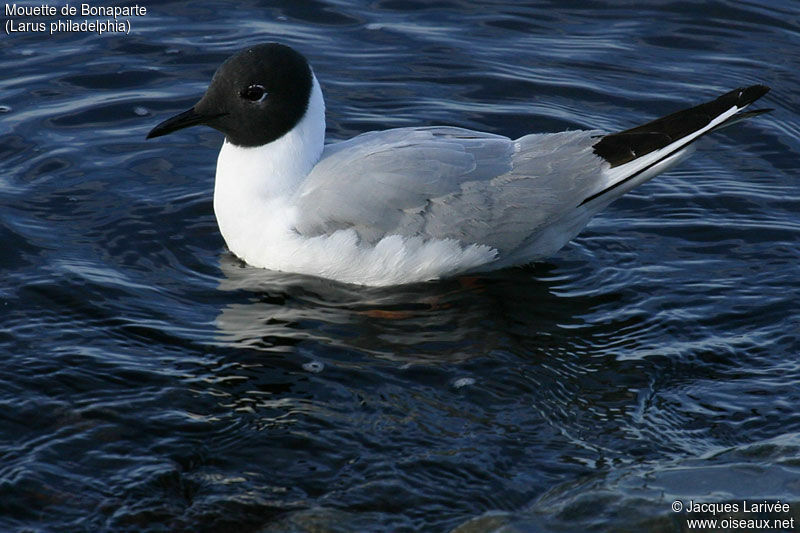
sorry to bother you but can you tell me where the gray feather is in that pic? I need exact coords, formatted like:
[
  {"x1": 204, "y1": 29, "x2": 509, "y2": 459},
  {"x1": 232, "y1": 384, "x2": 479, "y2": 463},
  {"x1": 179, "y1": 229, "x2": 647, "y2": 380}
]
[{"x1": 293, "y1": 126, "x2": 607, "y2": 255}]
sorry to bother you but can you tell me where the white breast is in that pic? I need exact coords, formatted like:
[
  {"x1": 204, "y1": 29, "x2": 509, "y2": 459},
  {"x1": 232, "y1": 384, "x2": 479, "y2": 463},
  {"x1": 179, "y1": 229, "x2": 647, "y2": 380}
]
[{"x1": 213, "y1": 74, "x2": 325, "y2": 264}]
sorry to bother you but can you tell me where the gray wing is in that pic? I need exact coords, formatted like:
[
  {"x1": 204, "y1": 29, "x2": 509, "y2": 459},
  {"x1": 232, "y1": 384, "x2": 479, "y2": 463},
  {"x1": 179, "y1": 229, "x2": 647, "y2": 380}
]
[{"x1": 293, "y1": 126, "x2": 607, "y2": 254}]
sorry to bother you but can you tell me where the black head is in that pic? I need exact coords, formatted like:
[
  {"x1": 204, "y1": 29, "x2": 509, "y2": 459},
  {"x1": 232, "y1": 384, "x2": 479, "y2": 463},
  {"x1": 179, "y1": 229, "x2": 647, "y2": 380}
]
[{"x1": 146, "y1": 43, "x2": 313, "y2": 147}]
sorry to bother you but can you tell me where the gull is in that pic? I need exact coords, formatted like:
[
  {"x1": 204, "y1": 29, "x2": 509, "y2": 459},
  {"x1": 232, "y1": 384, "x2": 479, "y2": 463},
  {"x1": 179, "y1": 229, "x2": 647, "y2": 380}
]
[{"x1": 147, "y1": 43, "x2": 770, "y2": 286}]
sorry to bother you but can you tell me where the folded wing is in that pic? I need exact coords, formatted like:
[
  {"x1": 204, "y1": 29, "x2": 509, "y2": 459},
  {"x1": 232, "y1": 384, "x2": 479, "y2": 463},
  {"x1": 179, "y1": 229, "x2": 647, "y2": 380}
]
[
  {"x1": 293, "y1": 126, "x2": 606, "y2": 254},
  {"x1": 292, "y1": 85, "x2": 770, "y2": 263}
]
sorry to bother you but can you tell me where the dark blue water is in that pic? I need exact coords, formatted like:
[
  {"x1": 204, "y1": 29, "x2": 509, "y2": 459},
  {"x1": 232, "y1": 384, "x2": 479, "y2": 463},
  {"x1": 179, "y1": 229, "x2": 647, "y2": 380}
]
[{"x1": 2, "y1": 1, "x2": 799, "y2": 531}]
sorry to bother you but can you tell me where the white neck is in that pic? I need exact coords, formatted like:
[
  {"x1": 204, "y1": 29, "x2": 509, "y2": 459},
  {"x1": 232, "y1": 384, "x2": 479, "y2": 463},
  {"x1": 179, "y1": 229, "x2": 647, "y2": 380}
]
[
  {"x1": 214, "y1": 74, "x2": 326, "y2": 198},
  {"x1": 213, "y1": 74, "x2": 325, "y2": 260}
]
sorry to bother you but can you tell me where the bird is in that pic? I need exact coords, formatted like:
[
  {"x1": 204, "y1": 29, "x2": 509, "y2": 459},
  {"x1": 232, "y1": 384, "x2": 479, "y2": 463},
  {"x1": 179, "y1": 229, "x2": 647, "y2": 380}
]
[{"x1": 146, "y1": 42, "x2": 770, "y2": 286}]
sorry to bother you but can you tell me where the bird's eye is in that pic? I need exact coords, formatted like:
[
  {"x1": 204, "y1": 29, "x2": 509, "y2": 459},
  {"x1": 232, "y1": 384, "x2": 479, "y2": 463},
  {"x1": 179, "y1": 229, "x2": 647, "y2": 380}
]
[{"x1": 240, "y1": 84, "x2": 267, "y2": 102}]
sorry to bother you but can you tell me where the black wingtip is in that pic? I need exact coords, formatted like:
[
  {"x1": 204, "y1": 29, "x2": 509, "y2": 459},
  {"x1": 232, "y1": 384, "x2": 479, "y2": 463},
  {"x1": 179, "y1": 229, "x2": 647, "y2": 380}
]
[
  {"x1": 742, "y1": 84, "x2": 770, "y2": 105},
  {"x1": 593, "y1": 84, "x2": 771, "y2": 168},
  {"x1": 725, "y1": 84, "x2": 770, "y2": 109}
]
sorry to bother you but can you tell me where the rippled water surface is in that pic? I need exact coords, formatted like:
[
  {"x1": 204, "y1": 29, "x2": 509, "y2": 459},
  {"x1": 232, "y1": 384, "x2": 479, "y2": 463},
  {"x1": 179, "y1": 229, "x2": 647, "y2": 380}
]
[{"x1": 2, "y1": 1, "x2": 799, "y2": 531}]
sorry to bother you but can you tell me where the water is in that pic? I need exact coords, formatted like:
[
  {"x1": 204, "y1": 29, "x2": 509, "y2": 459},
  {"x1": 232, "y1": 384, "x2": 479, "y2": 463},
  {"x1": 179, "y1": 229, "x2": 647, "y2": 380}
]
[{"x1": 1, "y1": 1, "x2": 799, "y2": 531}]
